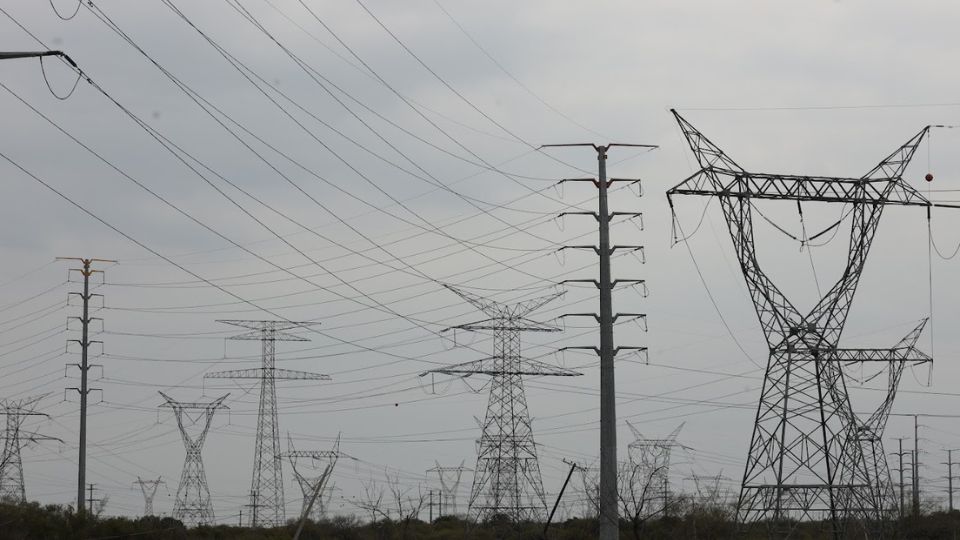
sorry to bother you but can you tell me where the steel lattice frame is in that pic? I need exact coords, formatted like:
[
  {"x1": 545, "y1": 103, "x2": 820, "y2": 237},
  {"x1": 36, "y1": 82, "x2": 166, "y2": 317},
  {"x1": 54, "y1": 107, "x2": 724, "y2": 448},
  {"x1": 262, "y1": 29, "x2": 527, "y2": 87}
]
[
  {"x1": 667, "y1": 110, "x2": 933, "y2": 536},
  {"x1": 842, "y1": 319, "x2": 931, "y2": 522},
  {"x1": 424, "y1": 285, "x2": 580, "y2": 522},
  {"x1": 134, "y1": 476, "x2": 164, "y2": 516},
  {"x1": 427, "y1": 461, "x2": 471, "y2": 516},
  {"x1": 625, "y1": 422, "x2": 684, "y2": 518},
  {"x1": 285, "y1": 434, "x2": 343, "y2": 522},
  {"x1": 160, "y1": 392, "x2": 228, "y2": 527},
  {"x1": 205, "y1": 320, "x2": 329, "y2": 527},
  {"x1": 0, "y1": 395, "x2": 44, "y2": 502}
]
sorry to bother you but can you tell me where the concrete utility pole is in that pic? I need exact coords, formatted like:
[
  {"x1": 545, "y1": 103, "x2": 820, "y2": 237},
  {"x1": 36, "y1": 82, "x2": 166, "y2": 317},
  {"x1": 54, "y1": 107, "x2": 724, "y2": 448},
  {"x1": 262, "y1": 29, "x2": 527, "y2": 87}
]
[
  {"x1": 86, "y1": 483, "x2": 102, "y2": 515},
  {"x1": 944, "y1": 449, "x2": 958, "y2": 511},
  {"x1": 59, "y1": 257, "x2": 114, "y2": 516},
  {"x1": 891, "y1": 437, "x2": 908, "y2": 517},
  {"x1": 914, "y1": 415, "x2": 921, "y2": 517},
  {"x1": 544, "y1": 142, "x2": 655, "y2": 540}
]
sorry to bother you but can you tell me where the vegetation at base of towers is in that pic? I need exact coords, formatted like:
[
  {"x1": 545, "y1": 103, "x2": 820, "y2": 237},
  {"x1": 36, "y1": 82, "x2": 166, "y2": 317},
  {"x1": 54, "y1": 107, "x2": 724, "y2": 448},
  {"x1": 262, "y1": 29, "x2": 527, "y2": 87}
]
[{"x1": 5, "y1": 500, "x2": 960, "y2": 539}]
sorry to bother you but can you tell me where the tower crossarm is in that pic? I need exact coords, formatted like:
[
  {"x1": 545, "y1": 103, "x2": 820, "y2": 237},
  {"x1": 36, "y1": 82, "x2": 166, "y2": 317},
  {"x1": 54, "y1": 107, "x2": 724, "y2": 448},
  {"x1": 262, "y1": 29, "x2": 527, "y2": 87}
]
[
  {"x1": 284, "y1": 450, "x2": 340, "y2": 459},
  {"x1": 421, "y1": 357, "x2": 581, "y2": 377},
  {"x1": 846, "y1": 319, "x2": 930, "y2": 436},
  {"x1": 158, "y1": 392, "x2": 229, "y2": 448},
  {"x1": 443, "y1": 284, "x2": 564, "y2": 320},
  {"x1": 669, "y1": 171, "x2": 931, "y2": 207},
  {"x1": 217, "y1": 319, "x2": 318, "y2": 341},
  {"x1": 823, "y1": 348, "x2": 931, "y2": 364},
  {"x1": 448, "y1": 319, "x2": 561, "y2": 333},
  {"x1": 204, "y1": 368, "x2": 331, "y2": 380},
  {"x1": 159, "y1": 392, "x2": 230, "y2": 411}
]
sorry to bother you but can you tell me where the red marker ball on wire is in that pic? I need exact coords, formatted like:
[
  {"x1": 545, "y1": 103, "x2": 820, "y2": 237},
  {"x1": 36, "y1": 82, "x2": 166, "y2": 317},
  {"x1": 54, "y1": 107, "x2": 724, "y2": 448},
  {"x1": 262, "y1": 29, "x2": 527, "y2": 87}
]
[{"x1": 925, "y1": 173, "x2": 934, "y2": 182}]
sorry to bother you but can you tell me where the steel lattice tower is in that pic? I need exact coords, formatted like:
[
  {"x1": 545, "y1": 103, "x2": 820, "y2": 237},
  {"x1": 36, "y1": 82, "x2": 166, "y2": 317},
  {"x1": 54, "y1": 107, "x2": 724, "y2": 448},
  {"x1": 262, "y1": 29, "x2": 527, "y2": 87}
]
[
  {"x1": 160, "y1": 392, "x2": 228, "y2": 526},
  {"x1": 0, "y1": 395, "x2": 47, "y2": 502},
  {"x1": 840, "y1": 319, "x2": 930, "y2": 520},
  {"x1": 427, "y1": 461, "x2": 471, "y2": 516},
  {"x1": 205, "y1": 320, "x2": 329, "y2": 527},
  {"x1": 285, "y1": 434, "x2": 346, "y2": 522},
  {"x1": 625, "y1": 422, "x2": 684, "y2": 518},
  {"x1": 424, "y1": 285, "x2": 580, "y2": 522},
  {"x1": 134, "y1": 476, "x2": 165, "y2": 516},
  {"x1": 667, "y1": 111, "x2": 936, "y2": 536}
]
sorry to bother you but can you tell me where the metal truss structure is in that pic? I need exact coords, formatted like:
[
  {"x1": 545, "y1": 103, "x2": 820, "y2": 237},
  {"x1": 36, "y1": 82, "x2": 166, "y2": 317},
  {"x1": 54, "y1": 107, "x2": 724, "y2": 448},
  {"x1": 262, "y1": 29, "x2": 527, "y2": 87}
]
[
  {"x1": 427, "y1": 461, "x2": 471, "y2": 517},
  {"x1": 205, "y1": 320, "x2": 329, "y2": 527},
  {"x1": 285, "y1": 434, "x2": 347, "y2": 522},
  {"x1": 667, "y1": 110, "x2": 935, "y2": 536},
  {"x1": 160, "y1": 392, "x2": 228, "y2": 526},
  {"x1": 134, "y1": 476, "x2": 165, "y2": 516},
  {"x1": 0, "y1": 395, "x2": 50, "y2": 502},
  {"x1": 843, "y1": 319, "x2": 931, "y2": 520},
  {"x1": 624, "y1": 422, "x2": 684, "y2": 518},
  {"x1": 423, "y1": 285, "x2": 580, "y2": 522}
]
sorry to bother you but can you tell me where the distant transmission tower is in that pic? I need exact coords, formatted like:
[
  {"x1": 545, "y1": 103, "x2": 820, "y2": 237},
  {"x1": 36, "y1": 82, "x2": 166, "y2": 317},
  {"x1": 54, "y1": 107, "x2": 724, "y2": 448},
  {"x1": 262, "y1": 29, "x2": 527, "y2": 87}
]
[
  {"x1": 133, "y1": 476, "x2": 165, "y2": 516},
  {"x1": 843, "y1": 319, "x2": 930, "y2": 520},
  {"x1": 285, "y1": 434, "x2": 348, "y2": 522},
  {"x1": 625, "y1": 422, "x2": 684, "y2": 518},
  {"x1": 0, "y1": 394, "x2": 55, "y2": 502},
  {"x1": 668, "y1": 110, "x2": 938, "y2": 535},
  {"x1": 427, "y1": 461, "x2": 471, "y2": 517},
  {"x1": 423, "y1": 285, "x2": 580, "y2": 522},
  {"x1": 159, "y1": 392, "x2": 228, "y2": 526},
  {"x1": 205, "y1": 320, "x2": 330, "y2": 527}
]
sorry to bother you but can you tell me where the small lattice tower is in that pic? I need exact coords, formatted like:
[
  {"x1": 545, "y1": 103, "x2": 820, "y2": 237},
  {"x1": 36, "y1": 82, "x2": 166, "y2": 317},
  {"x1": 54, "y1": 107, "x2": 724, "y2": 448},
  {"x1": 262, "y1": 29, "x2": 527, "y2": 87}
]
[
  {"x1": 285, "y1": 434, "x2": 345, "y2": 521},
  {"x1": 0, "y1": 395, "x2": 46, "y2": 502},
  {"x1": 205, "y1": 320, "x2": 330, "y2": 527},
  {"x1": 424, "y1": 285, "x2": 580, "y2": 522},
  {"x1": 625, "y1": 422, "x2": 683, "y2": 517},
  {"x1": 427, "y1": 461, "x2": 471, "y2": 516},
  {"x1": 160, "y1": 392, "x2": 228, "y2": 526},
  {"x1": 134, "y1": 476, "x2": 165, "y2": 516}
]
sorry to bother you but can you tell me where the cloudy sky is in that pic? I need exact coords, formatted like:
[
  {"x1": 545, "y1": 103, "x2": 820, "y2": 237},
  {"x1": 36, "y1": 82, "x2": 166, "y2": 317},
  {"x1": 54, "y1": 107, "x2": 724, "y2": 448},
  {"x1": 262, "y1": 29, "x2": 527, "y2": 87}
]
[{"x1": 1, "y1": 0, "x2": 960, "y2": 522}]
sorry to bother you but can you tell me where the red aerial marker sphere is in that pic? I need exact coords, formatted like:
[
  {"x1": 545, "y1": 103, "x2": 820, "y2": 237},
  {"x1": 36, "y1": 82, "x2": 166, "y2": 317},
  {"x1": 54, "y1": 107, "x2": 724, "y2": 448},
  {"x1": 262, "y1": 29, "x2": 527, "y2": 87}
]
[{"x1": 925, "y1": 173, "x2": 934, "y2": 182}]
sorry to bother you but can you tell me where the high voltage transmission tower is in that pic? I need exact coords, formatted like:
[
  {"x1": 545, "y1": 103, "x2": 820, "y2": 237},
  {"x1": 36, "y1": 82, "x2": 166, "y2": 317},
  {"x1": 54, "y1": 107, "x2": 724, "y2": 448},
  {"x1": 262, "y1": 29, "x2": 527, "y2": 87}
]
[
  {"x1": 205, "y1": 320, "x2": 330, "y2": 528},
  {"x1": 667, "y1": 110, "x2": 947, "y2": 537},
  {"x1": 133, "y1": 476, "x2": 165, "y2": 516},
  {"x1": 427, "y1": 461, "x2": 471, "y2": 517},
  {"x1": 285, "y1": 434, "x2": 350, "y2": 522},
  {"x1": 625, "y1": 422, "x2": 684, "y2": 518},
  {"x1": 423, "y1": 285, "x2": 580, "y2": 522},
  {"x1": 543, "y1": 141, "x2": 655, "y2": 540},
  {"x1": 58, "y1": 256, "x2": 114, "y2": 516},
  {"x1": 0, "y1": 395, "x2": 58, "y2": 502},
  {"x1": 847, "y1": 320, "x2": 930, "y2": 521},
  {"x1": 159, "y1": 392, "x2": 229, "y2": 527}
]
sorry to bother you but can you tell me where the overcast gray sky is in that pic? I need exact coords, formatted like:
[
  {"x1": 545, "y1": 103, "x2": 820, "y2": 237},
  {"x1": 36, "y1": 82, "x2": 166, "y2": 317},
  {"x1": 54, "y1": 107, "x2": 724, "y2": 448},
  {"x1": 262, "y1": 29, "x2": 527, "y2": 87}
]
[{"x1": 1, "y1": 0, "x2": 960, "y2": 521}]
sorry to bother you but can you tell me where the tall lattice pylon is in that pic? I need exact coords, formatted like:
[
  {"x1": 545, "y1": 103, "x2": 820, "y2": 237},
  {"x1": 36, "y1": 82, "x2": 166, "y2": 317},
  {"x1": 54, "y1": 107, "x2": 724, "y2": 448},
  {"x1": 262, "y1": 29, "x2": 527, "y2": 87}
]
[
  {"x1": 205, "y1": 320, "x2": 330, "y2": 527},
  {"x1": 624, "y1": 422, "x2": 684, "y2": 518},
  {"x1": 134, "y1": 476, "x2": 165, "y2": 516},
  {"x1": 667, "y1": 111, "x2": 936, "y2": 536},
  {"x1": 838, "y1": 319, "x2": 930, "y2": 520},
  {"x1": 423, "y1": 285, "x2": 580, "y2": 522},
  {"x1": 160, "y1": 392, "x2": 228, "y2": 526},
  {"x1": 0, "y1": 394, "x2": 50, "y2": 502},
  {"x1": 285, "y1": 434, "x2": 347, "y2": 522},
  {"x1": 427, "y1": 461, "x2": 471, "y2": 516}
]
